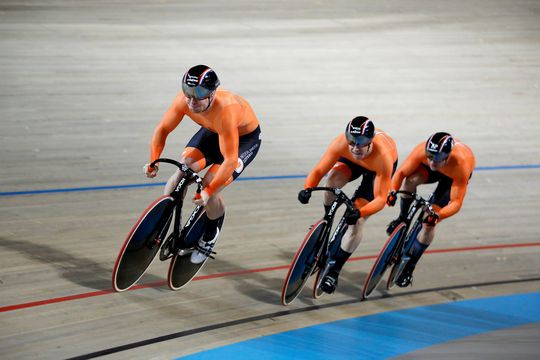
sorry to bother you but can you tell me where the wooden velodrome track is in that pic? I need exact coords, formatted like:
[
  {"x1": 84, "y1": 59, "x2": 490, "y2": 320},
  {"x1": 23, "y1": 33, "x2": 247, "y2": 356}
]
[{"x1": 1, "y1": 0, "x2": 540, "y2": 359}]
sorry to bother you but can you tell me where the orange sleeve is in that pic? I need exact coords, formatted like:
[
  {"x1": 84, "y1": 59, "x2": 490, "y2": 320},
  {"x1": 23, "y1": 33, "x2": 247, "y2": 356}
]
[
  {"x1": 150, "y1": 95, "x2": 186, "y2": 163},
  {"x1": 304, "y1": 137, "x2": 341, "y2": 189},
  {"x1": 204, "y1": 106, "x2": 240, "y2": 197},
  {"x1": 391, "y1": 143, "x2": 424, "y2": 191},
  {"x1": 438, "y1": 149, "x2": 475, "y2": 219},
  {"x1": 438, "y1": 178, "x2": 468, "y2": 219}
]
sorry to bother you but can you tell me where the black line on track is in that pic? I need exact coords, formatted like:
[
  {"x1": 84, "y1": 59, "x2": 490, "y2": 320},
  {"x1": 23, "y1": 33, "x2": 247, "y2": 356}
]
[{"x1": 67, "y1": 276, "x2": 540, "y2": 359}]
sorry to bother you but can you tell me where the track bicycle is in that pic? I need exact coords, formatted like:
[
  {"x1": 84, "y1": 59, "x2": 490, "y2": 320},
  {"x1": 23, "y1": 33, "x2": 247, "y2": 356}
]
[
  {"x1": 112, "y1": 158, "x2": 221, "y2": 292},
  {"x1": 362, "y1": 191, "x2": 434, "y2": 298},
  {"x1": 281, "y1": 187, "x2": 359, "y2": 305}
]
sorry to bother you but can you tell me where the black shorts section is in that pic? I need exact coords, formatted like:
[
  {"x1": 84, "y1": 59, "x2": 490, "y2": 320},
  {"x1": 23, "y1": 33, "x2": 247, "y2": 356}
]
[
  {"x1": 186, "y1": 126, "x2": 261, "y2": 180},
  {"x1": 419, "y1": 163, "x2": 471, "y2": 207},
  {"x1": 338, "y1": 157, "x2": 398, "y2": 202}
]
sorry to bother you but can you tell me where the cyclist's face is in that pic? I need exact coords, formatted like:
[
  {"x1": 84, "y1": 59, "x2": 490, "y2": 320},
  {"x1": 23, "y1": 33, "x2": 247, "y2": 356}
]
[
  {"x1": 348, "y1": 142, "x2": 371, "y2": 160},
  {"x1": 427, "y1": 157, "x2": 447, "y2": 171},
  {"x1": 185, "y1": 95, "x2": 211, "y2": 113}
]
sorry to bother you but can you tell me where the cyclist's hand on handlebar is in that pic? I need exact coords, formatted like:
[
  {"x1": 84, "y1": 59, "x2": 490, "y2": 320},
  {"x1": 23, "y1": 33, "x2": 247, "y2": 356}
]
[
  {"x1": 345, "y1": 208, "x2": 360, "y2": 225},
  {"x1": 423, "y1": 211, "x2": 439, "y2": 226},
  {"x1": 143, "y1": 163, "x2": 159, "y2": 178},
  {"x1": 386, "y1": 190, "x2": 398, "y2": 206},
  {"x1": 298, "y1": 189, "x2": 311, "y2": 204}
]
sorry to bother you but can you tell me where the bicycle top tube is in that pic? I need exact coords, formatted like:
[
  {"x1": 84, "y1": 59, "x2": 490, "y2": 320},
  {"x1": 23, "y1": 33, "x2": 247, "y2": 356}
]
[{"x1": 305, "y1": 186, "x2": 356, "y2": 213}]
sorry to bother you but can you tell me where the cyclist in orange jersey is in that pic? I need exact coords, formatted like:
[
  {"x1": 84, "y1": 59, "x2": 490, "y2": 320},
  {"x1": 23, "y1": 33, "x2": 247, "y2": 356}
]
[
  {"x1": 386, "y1": 132, "x2": 475, "y2": 287},
  {"x1": 298, "y1": 116, "x2": 398, "y2": 294},
  {"x1": 143, "y1": 65, "x2": 261, "y2": 264}
]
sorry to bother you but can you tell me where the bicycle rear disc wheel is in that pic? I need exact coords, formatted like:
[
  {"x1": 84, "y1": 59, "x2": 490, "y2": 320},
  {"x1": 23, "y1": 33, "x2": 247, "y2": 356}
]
[
  {"x1": 168, "y1": 208, "x2": 209, "y2": 290},
  {"x1": 281, "y1": 220, "x2": 327, "y2": 305},
  {"x1": 362, "y1": 223, "x2": 406, "y2": 299},
  {"x1": 112, "y1": 195, "x2": 174, "y2": 292}
]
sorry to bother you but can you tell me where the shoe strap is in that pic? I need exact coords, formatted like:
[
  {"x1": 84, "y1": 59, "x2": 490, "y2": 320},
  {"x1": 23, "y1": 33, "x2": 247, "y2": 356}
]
[{"x1": 194, "y1": 242, "x2": 217, "y2": 259}]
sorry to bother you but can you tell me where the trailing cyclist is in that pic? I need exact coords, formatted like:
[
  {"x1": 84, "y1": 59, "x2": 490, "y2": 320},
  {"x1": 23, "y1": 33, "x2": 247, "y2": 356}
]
[
  {"x1": 144, "y1": 65, "x2": 262, "y2": 264},
  {"x1": 386, "y1": 132, "x2": 475, "y2": 287},
  {"x1": 298, "y1": 116, "x2": 398, "y2": 294}
]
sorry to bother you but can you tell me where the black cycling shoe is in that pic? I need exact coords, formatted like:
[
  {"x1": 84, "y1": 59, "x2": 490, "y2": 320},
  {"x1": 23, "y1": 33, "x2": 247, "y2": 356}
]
[
  {"x1": 386, "y1": 217, "x2": 404, "y2": 236},
  {"x1": 320, "y1": 272, "x2": 339, "y2": 294},
  {"x1": 396, "y1": 266, "x2": 414, "y2": 288}
]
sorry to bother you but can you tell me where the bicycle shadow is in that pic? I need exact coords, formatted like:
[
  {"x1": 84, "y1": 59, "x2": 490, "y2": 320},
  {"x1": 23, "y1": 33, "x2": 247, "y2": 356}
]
[
  {"x1": 270, "y1": 247, "x2": 372, "y2": 304},
  {"x1": 203, "y1": 255, "x2": 288, "y2": 306},
  {"x1": 200, "y1": 247, "x2": 370, "y2": 306},
  {"x1": 0, "y1": 236, "x2": 164, "y2": 291}
]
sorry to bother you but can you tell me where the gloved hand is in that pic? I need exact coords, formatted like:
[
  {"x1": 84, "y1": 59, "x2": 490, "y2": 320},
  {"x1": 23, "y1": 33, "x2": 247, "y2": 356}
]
[
  {"x1": 345, "y1": 208, "x2": 360, "y2": 225},
  {"x1": 298, "y1": 189, "x2": 311, "y2": 204},
  {"x1": 143, "y1": 163, "x2": 159, "y2": 178},
  {"x1": 386, "y1": 190, "x2": 397, "y2": 206},
  {"x1": 423, "y1": 211, "x2": 440, "y2": 226}
]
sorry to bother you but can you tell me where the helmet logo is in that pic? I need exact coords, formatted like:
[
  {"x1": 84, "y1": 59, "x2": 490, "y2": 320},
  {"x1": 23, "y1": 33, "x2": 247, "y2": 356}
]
[
  {"x1": 349, "y1": 125, "x2": 363, "y2": 135},
  {"x1": 185, "y1": 74, "x2": 200, "y2": 87},
  {"x1": 428, "y1": 141, "x2": 438, "y2": 151}
]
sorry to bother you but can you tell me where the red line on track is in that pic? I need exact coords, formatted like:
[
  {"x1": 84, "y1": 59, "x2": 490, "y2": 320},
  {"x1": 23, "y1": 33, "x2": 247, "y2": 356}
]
[{"x1": 1, "y1": 242, "x2": 539, "y2": 313}]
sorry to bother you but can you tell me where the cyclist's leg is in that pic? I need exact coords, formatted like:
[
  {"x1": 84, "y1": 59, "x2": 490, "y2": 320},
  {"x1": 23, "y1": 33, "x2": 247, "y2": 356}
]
[
  {"x1": 191, "y1": 126, "x2": 261, "y2": 262},
  {"x1": 319, "y1": 162, "x2": 363, "y2": 293},
  {"x1": 398, "y1": 164, "x2": 430, "y2": 218},
  {"x1": 324, "y1": 158, "x2": 357, "y2": 212},
  {"x1": 413, "y1": 175, "x2": 451, "y2": 256},
  {"x1": 335, "y1": 190, "x2": 373, "y2": 263},
  {"x1": 163, "y1": 127, "x2": 214, "y2": 195},
  {"x1": 200, "y1": 125, "x2": 261, "y2": 235},
  {"x1": 163, "y1": 148, "x2": 206, "y2": 195},
  {"x1": 398, "y1": 177, "x2": 451, "y2": 286},
  {"x1": 200, "y1": 166, "x2": 226, "y2": 239},
  {"x1": 397, "y1": 213, "x2": 437, "y2": 287},
  {"x1": 387, "y1": 164, "x2": 431, "y2": 234},
  {"x1": 324, "y1": 163, "x2": 351, "y2": 202}
]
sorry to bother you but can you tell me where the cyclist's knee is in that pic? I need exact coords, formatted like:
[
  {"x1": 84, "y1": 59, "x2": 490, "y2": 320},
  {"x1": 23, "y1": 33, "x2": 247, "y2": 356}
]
[
  {"x1": 326, "y1": 170, "x2": 349, "y2": 188},
  {"x1": 404, "y1": 172, "x2": 427, "y2": 190},
  {"x1": 164, "y1": 169, "x2": 183, "y2": 195}
]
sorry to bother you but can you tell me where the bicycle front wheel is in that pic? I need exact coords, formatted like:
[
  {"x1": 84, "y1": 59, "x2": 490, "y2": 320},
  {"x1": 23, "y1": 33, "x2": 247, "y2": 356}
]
[
  {"x1": 112, "y1": 195, "x2": 174, "y2": 292},
  {"x1": 281, "y1": 220, "x2": 327, "y2": 305},
  {"x1": 387, "y1": 217, "x2": 423, "y2": 289},
  {"x1": 362, "y1": 223, "x2": 406, "y2": 299},
  {"x1": 313, "y1": 220, "x2": 347, "y2": 299}
]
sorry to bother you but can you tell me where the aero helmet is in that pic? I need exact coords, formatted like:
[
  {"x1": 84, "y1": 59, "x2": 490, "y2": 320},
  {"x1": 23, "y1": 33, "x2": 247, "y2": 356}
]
[
  {"x1": 425, "y1": 132, "x2": 454, "y2": 162},
  {"x1": 181, "y1": 65, "x2": 220, "y2": 100},
  {"x1": 345, "y1": 116, "x2": 375, "y2": 147}
]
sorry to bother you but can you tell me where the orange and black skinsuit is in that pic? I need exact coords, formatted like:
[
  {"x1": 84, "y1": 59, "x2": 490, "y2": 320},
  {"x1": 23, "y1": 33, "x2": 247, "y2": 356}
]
[
  {"x1": 150, "y1": 89, "x2": 261, "y2": 197},
  {"x1": 305, "y1": 129, "x2": 398, "y2": 217},
  {"x1": 389, "y1": 138, "x2": 475, "y2": 285},
  {"x1": 390, "y1": 139, "x2": 475, "y2": 220},
  {"x1": 303, "y1": 129, "x2": 398, "y2": 278}
]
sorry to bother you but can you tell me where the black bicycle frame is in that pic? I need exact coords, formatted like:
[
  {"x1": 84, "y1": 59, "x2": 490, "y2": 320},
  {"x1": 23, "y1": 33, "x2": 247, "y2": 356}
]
[
  {"x1": 391, "y1": 191, "x2": 434, "y2": 261},
  {"x1": 305, "y1": 187, "x2": 356, "y2": 266},
  {"x1": 150, "y1": 158, "x2": 203, "y2": 249}
]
